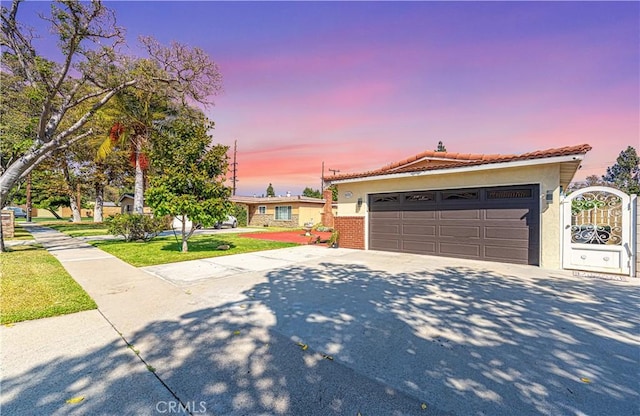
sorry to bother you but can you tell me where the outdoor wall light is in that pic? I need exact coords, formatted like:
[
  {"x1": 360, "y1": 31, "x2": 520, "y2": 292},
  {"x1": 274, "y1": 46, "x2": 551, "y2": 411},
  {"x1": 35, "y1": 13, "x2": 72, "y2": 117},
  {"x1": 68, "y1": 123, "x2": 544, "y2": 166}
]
[
  {"x1": 546, "y1": 190, "x2": 554, "y2": 203},
  {"x1": 357, "y1": 197, "x2": 363, "y2": 208}
]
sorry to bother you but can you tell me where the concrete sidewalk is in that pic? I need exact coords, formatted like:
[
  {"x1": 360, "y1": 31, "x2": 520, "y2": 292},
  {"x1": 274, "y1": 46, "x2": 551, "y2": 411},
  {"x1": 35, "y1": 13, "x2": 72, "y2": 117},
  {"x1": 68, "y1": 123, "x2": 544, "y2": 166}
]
[{"x1": 2, "y1": 225, "x2": 429, "y2": 415}]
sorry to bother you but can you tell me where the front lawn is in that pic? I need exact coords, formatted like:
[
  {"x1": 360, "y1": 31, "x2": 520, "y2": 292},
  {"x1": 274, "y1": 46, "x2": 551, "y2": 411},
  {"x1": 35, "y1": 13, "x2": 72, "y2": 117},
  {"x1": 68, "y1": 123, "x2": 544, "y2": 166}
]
[
  {"x1": 0, "y1": 245, "x2": 97, "y2": 324},
  {"x1": 91, "y1": 234, "x2": 299, "y2": 267},
  {"x1": 5, "y1": 226, "x2": 34, "y2": 241},
  {"x1": 42, "y1": 221, "x2": 110, "y2": 237}
]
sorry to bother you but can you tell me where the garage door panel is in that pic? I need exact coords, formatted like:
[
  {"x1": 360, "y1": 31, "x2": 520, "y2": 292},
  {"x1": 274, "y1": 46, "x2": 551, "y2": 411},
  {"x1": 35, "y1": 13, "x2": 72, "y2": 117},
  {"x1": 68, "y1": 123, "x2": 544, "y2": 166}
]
[
  {"x1": 485, "y1": 208, "x2": 532, "y2": 221},
  {"x1": 439, "y1": 225, "x2": 480, "y2": 238},
  {"x1": 440, "y1": 210, "x2": 481, "y2": 220},
  {"x1": 439, "y1": 242, "x2": 480, "y2": 257},
  {"x1": 484, "y1": 226, "x2": 529, "y2": 241},
  {"x1": 369, "y1": 185, "x2": 539, "y2": 265},
  {"x1": 484, "y1": 246, "x2": 529, "y2": 263},
  {"x1": 370, "y1": 238, "x2": 400, "y2": 251},
  {"x1": 371, "y1": 224, "x2": 401, "y2": 234},
  {"x1": 371, "y1": 211, "x2": 401, "y2": 219},
  {"x1": 402, "y1": 225, "x2": 436, "y2": 236},
  {"x1": 402, "y1": 240, "x2": 436, "y2": 254},
  {"x1": 401, "y1": 211, "x2": 437, "y2": 220}
]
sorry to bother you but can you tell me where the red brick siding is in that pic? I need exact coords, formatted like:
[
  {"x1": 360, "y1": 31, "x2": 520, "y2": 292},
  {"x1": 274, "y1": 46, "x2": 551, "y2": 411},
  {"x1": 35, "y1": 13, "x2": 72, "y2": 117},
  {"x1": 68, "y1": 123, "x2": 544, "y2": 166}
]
[
  {"x1": 321, "y1": 189, "x2": 335, "y2": 228},
  {"x1": 334, "y1": 216, "x2": 365, "y2": 249}
]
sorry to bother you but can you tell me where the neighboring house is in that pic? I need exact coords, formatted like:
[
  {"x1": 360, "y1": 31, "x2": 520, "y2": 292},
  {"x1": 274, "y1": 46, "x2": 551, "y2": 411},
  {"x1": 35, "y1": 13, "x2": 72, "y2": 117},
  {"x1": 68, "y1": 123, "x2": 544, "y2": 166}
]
[
  {"x1": 231, "y1": 195, "x2": 327, "y2": 228},
  {"x1": 325, "y1": 144, "x2": 592, "y2": 270},
  {"x1": 118, "y1": 194, "x2": 152, "y2": 214},
  {"x1": 119, "y1": 194, "x2": 135, "y2": 214}
]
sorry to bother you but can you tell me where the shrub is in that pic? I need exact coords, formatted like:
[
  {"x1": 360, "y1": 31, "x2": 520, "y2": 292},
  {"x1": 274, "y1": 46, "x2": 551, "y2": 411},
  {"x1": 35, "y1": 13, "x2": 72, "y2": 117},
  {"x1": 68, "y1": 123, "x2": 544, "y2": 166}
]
[
  {"x1": 231, "y1": 203, "x2": 248, "y2": 227},
  {"x1": 106, "y1": 214, "x2": 167, "y2": 242},
  {"x1": 327, "y1": 229, "x2": 340, "y2": 247}
]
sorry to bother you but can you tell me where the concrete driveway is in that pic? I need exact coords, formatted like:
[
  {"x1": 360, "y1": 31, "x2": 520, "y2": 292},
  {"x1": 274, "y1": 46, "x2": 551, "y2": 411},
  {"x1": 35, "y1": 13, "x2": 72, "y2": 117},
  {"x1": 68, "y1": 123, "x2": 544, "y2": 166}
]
[
  {"x1": 3, "y1": 229, "x2": 638, "y2": 415},
  {"x1": 140, "y1": 248, "x2": 639, "y2": 415}
]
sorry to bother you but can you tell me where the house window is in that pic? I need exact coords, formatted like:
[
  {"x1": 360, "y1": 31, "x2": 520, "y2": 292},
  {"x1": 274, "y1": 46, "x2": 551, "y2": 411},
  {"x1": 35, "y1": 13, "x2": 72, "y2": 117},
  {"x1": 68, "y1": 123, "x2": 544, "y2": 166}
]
[
  {"x1": 275, "y1": 206, "x2": 292, "y2": 221},
  {"x1": 442, "y1": 191, "x2": 478, "y2": 200},
  {"x1": 487, "y1": 189, "x2": 533, "y2": 199},
  {"x1": 258, "y1": 206, "x2": 266, "y2": 214}
]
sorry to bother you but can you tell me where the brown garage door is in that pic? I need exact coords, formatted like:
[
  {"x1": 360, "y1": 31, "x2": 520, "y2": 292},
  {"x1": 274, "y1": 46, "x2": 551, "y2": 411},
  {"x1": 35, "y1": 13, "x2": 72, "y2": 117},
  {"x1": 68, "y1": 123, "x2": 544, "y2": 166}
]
[{"x1": 369, "y1": 185, "x2": 540, "y2": 265}]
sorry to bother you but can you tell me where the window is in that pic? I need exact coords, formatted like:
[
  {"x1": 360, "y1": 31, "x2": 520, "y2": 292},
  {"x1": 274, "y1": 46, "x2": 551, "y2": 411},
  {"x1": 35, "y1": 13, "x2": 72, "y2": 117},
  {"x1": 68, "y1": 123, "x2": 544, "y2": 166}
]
[
  {"x1": 275, "y1": 206, "x2": 292, "y2": 220},
  {"x1": 373, "y1": 195, "x2": 399, "y2": 203},
  {"x1": 405, "y1": 192, "x2": 435, "y2": 202},
  {"x1": 442, "y1": 191, "x2": 478, "y2": 200},
  {"x1": 487, "y1": 189, "x2": 532, "y2": 199},
  {"x1": 258, "y1": 206, "x2": 266, "y2": 214}
]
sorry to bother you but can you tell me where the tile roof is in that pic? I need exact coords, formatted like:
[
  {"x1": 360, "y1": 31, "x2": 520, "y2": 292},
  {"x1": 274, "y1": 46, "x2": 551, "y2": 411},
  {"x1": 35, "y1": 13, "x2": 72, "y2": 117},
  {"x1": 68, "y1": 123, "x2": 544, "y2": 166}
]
[
  {"x1": 326, "y1": 144, "x2": 592, "y2": 181},
  {"x1": 231, "y1": 195, "x2": 325, "y2": 204}
]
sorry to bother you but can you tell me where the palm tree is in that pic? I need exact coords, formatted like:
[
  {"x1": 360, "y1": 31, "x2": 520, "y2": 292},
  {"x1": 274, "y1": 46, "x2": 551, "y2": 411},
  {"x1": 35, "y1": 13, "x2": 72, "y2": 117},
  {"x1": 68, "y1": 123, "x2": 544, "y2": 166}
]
[{"x1": 97, "y1": 90, "x2": 168, "y2": 214}]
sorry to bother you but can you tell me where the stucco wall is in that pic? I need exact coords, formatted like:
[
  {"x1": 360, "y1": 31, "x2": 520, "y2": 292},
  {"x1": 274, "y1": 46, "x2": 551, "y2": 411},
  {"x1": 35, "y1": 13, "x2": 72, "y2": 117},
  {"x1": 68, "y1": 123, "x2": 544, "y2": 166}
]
[
  {"x1": 635, "y1": 196, "x2": 640, "y2": 277},
  {"x1": 334, "y1": 164, "x2": 563, "y2": 269},
  {"x1": 248, "y1": 203, "x2": 323, "y2": 227}
]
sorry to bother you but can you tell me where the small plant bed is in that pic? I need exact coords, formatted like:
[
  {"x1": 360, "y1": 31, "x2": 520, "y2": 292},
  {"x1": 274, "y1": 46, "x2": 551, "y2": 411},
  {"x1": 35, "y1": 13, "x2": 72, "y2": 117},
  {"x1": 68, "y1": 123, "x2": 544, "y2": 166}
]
[
  {"x1": 90, "y1": 234, "x2": 298, "y2": 267},
  {"x1": 0, "y1": 245, "x2": 97, "y2": 324},
  {"x1": 242, "y1": 230, "x2": 333, "y2": 245}
]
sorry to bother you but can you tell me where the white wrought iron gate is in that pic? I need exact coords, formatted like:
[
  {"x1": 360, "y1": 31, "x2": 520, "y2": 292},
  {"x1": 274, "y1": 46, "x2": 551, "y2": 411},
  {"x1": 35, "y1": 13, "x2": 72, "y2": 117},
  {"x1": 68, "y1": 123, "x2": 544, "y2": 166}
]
[{"x1": 562, "y1": 186, "x2": 636, "y2": 276}]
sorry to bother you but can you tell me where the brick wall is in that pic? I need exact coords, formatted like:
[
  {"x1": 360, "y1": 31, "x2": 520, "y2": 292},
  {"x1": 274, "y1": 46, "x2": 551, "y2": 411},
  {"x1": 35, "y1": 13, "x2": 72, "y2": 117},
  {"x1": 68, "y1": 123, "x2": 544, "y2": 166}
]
[
  {"x1": 321, "y1": 189, "x2": 335, "y2": 228},
  {"x1": 334, "y1": 216, "x2": 365, "y2": 249},
  {"x1": 1, "y1": 210, "x2": 15, "y2": 238},
  {"x1": 248, "y1": 213, "x2": 299, "y2": 228}
]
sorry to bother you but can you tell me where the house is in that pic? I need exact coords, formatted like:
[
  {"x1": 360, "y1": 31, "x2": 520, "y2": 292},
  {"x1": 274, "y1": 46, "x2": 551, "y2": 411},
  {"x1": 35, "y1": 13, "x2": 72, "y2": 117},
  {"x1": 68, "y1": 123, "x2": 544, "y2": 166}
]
[
  {"x1": 325, "y1": 144, "x2": 592, "y2": 270},
  {"x1": 231, "y1": 195, "x2": 327, "y2": 228},
  {"x1": 118, "y1": 194, "x2": 152, "y2": 214}
]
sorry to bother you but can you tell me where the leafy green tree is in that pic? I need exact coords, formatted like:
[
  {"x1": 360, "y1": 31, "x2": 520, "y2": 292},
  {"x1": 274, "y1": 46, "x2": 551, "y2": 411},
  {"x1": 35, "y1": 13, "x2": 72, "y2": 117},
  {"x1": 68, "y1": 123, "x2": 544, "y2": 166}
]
[
  {"x1": 435, "y1": 141, "x2": 447, "y2": 152},
  {"x1": 302, "y1": 187, "x2": 322, "y2": 198},
  {"x1": 266, "y1": 183, "x2": 275, "y2": 197},
  {"x1": 97, "y1": 87, "x2": 174, "y2": 214},
  {"x1": 231, "y1": 203, "x2": 248, "y2": 227},
  {"x1": 329, "y1": 184, "x2": 338, "y2": 201},
  {"x1": 0, "y1": 0, "x2": 223, "y2": 217},
  {"x1": 146, "y1": 113, "x2": 231, "y2": 252},
  {"x1": 602, "y1": 146, "x2": 639, "y2": 195}
]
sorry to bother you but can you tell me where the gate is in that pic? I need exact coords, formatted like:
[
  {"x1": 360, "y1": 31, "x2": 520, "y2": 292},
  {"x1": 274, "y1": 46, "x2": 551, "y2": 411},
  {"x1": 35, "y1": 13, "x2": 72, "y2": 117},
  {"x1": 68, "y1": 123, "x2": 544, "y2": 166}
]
[{"x1": 562, "y1": 186, "x2": 636, "y2": 276}]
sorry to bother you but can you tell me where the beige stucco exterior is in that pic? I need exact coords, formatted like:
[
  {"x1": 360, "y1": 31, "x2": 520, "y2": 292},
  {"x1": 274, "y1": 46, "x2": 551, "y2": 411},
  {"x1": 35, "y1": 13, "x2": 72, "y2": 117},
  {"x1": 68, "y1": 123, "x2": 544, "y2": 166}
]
[
  {"x1": 242, "y1": 201, "x2": 324, "y2": 227},
  {"x1": 334, "y1": 163, "x2": 564, "y2": 269}
]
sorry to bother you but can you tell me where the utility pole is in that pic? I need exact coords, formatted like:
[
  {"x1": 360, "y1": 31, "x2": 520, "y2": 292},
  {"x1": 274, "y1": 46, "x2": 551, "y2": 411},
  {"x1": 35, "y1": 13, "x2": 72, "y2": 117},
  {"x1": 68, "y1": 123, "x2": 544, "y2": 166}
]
[
  {"x1": 231, "y1": 139, "x2": 238, "y2": 195},
  {"x1": 26, "y1": 173, "x2": 32, "y2": 222},
  {"x1": 321, "y1": 161, "x2": 325, "y2": 191}
]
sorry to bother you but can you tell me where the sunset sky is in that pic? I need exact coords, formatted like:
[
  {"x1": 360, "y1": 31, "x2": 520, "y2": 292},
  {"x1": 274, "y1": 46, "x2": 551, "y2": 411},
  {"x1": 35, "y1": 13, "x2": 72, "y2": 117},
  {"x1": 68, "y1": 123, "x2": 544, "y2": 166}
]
[{"x1": 24, "y1": 1, "x2": 639, "y2": 196}]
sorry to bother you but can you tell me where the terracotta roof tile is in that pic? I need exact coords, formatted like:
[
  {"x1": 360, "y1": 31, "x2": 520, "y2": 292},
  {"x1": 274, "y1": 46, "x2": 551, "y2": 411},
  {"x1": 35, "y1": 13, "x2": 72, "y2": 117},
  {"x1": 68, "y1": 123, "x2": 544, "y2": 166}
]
[{"x1": 326, "y1": 144, "x2": 592, "y2": 181}]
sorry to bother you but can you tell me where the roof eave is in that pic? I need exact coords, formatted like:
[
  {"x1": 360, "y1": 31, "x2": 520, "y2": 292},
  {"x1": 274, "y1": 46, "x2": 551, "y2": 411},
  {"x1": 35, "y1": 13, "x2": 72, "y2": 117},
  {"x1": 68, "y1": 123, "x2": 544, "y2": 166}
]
[{"x1": 329, "y1": 154, "x2": 587, "y2": 185}]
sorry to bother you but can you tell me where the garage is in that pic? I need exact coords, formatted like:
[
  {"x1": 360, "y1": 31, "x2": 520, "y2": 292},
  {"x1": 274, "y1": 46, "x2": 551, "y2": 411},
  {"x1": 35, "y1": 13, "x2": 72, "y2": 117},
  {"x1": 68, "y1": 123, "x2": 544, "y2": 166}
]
[{"x1": 369, "y1": 185, "x2": 540, "y2": 265}]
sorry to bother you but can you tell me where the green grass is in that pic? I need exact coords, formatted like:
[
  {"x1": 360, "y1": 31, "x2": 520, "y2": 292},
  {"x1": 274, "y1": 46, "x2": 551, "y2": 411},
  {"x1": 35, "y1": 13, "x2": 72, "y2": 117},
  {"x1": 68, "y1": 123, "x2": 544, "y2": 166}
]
[
  {"x1": 91, "y1": 234, "x2": 299, "y2": 267},
  {"x1": 0, "y1": 245, "x2": 97, "y2": 324},
  {"x1": 5, "y1": 226, "x2": 34, "y2": 241},
  {"x1": 42, "y1": 221, "x2": 110, "y2": 237}
]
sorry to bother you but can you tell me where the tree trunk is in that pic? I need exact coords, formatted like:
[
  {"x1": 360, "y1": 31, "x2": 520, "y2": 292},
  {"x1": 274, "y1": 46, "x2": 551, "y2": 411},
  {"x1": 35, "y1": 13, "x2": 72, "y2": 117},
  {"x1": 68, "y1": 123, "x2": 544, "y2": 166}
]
[
  {"x1": 133, "y1": 149, "x2": 144, "y2": 215},
  {"x1": 62, "y1": 158, "x2": 82, "y2": 223},
  {"x1": 47, "y1": 208, "x2": 63, "y2": 219},
  {"x1": 69, "y1": 193, "x2": 82, "y2": 223},
  {"x1": 0, "y1": 214, "x2": 5, "y2": 253},
  {"x1": 180, "y1": 214, "x2": 188, "y2": 252},
  {"x1": 94, "y1": 182, "x2": 104, "y2": 223}
]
